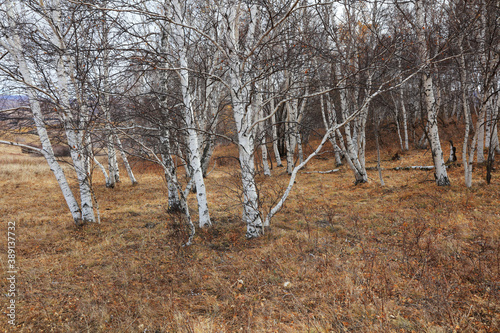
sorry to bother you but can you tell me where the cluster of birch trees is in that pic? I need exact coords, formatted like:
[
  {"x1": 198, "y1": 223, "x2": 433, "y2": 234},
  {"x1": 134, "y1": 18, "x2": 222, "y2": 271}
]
[{"x1": 0, "y1": 0, "x2": 498, "y2": 240}]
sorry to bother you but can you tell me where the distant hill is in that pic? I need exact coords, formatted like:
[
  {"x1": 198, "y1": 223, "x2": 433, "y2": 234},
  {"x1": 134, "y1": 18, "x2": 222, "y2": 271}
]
[
  {"x1": 0, "y1": 95, "x2": 29, "y2": 110},
  {"x1": 0, "y1": 95, "x2": 31, "y2": 126}
]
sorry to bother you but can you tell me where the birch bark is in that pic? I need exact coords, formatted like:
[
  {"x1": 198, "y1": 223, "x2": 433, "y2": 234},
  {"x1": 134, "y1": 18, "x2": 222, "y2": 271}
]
[
  {"x1": 320, "y1": 91, "x2": 343, "y2": 166},
  {"x1": 54, "y1": 39, "x2": 96, "y2": 222},
  {"x1": 224, "y1": 3, "x2": 263, "y2": 238},
  {"x1": 160, "y1": 132, "x2": 182, "y2": 211},
  {"x1": 171, "y1": 0, "x2": 211, "y2": 228},
  {"x1": 115, "y1": 134, "x2": 138, "y2": 185},
  {"x1": 398, "y1": 55, "x2": 409, "y2": 151},
  {"x1": 256, "y1": 84, "x2": 271, "y2": 176},
  {"x1": 337, "y1": 65, "x2": 367, "y2": 184},
  {"x1": 1, "y1": 0, "x2": 84, "y2": 223},
  {"x1": 285, "y1": 100, "x2": 297, "y2": 175},
  {"x1": 99, "y1": 7, "x2": 119, "y2": 187},
  {"x1": 103, "y1": 62, "x2": 119, "y2": 188},
  {"x1": 415, "y1": 0, "x2": 450, "y2": 186},
  {"x1": 269, "y1": 81, "x2": 283, "y2": 167}
]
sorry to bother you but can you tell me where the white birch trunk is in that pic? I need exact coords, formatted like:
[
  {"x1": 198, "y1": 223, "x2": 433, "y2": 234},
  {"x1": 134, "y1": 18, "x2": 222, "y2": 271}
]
[
  {"x1": 397, "y1": 42, "x2": 409, "y2": 150},
  {"x1": 476, "y1": 0, "x2": 488, "y2": 163},
  {"x1": 114, "y1": 134, "x2": 138, "y2": 185},
  {"x1": 100, "y1": 12, "x2": 119, "y2": 187},
  {"x1": 157, "y1": 26, "x2": 181, "y2": 210},
  {"x1": 491, "y1": 95, "x2": 500, "y2": 154},
  {"x1": 485, "y1": 102, "x2": 491, "y2": 149},
  {"x1": 477, "y1": 108, "x2": 486, "y2": 163},
  {"x1": 357, "y1": 99, "x2": 370, "y2": 170},
  {"x1": 285, "y1": 100, "x2": 298, "y2": 175},
  {"x1": 396, "y1": 110, "x2": 404, "y2": 152},
  {"x1": 392, "y1": 92, "x2": 404, "y2": 151},
  {"x1": 401, "y1": 88, "x2": 409, "y2": 151},
  {"x1": 339, "y1": 75, "x2": 367, "y2": 184},
  {"x1": 259, "y1": 127, "x2": 271, "y2": 176},
  {"x1": 43, "y1": 0, "x2": 96, "y2": 221},
  {"x1": 56, "y1": 52, "x2": 96, "y2": 222},
  {"x1": 106, "y1": 128, "x2": 119, "y2": 187},
  {"x1": 296, "y1": 125, "x2": 304, "y2": 165},
  {"x1": 231, "y1": 89, "x2": 263, "y2": 237},
  {"x1": 160, "y1": 134, "x2": 182, "y2": 211},
  {"x1": 184, "y1": 99, "x2": 212, "y2": 228},
  {"x1": 416, "y1": 0, "x2": 450, "y2": 186},
  {"x1": 256, "y1": 84, "x2": 271, "y2": 176},
  {"x1": 343, "y1": 121, "x2": 367, "y2": 184},
  {"x1": 423, "y1": 74, "x2": 450, "y2": 186},
  {"x1": 296, "y1": 92, "x2": 308, "y2": 165},
  {"x1": 103, "y1": 73, "x2": 119, "y2": 187},
  {"x1": 201, "y1": 140, "x2": 215, "y2": 177},
  {"x1": 200, "y1": 81, "x2": 220, "y2": 177},
  {"x1": 18, "y1": 68, "x2": 82, "y2": 221},
  {"x1": 2, "y1": 1, "x2": 84, "y2": 223},
  {"x1": 270, "y1": 90, "x2": 283, "y2": 167},
  {"x1": 172, "y1": 0, "x2": 211, "y2": 228},
  {"x1": 94, "y1": 156, "x2": 110, "y2": 185},
  {"x1": 225, "y1": 3, "x2": 263, "y2": 238},
  {"x1": 320, "y1": 91, "x2": 343, "y2": 166},
  {"x1": 352, "y1": 122, "x2": 359, "y2": 157},
  {"x1": 375, "y1": 120, "x2": 385, "y2": 186},
  {"x1": 285, "y1": 110, "x2": 294, "y2": 174}
]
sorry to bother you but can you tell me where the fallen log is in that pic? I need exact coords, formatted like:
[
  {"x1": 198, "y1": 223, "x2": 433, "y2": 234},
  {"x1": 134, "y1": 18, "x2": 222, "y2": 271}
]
[
  {"x1": 302, "y1": 169, "x2": 340, "y2": 174},
  {"x1": 366, "y1": 165, "x2": 435, "y2": 171}
]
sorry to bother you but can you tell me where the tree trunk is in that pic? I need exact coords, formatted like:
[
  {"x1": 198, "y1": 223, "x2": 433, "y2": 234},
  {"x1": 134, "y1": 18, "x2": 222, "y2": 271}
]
[
  {"x1": 101, "y1": 18, "x2": 119, "y2": 187},
  {"x1": 447, "y1": 141, "x2": 457, "y2": 163},
  {"x1": 106, "y1": 128, "x2": 119, "y2": 187},
  {"x1": 160, "y1": 133, "x2": 182, "y2": 212},
  {"x1": 270, "y1": 97, "x2": 283, "y2": 167},
  {"x1": 423, "y1": 73, "x2": 450, "y2": 186},
  {"x1": 114, "y1": 134, "x2": 138, "y2": 185},
  {"x1": 285, "y1": 100, "x2": 297, "y2": 175},
  {"x1": 477, "y1": 107, "x2": 486, "y2": 163},
  {"x1": 227, "y1": 64, "x2": 263, "y2": 237},
  {"x1": 375, "y1": 118, "x2": 385, "y2": 186},
  {"x1": 256, "y1": 83, "x2": 271, "y2": 176},
  {"x1": 171, "y1": 0, "x2": 211, "y2": 228},
  {"x1": 401, "y1": 92, "x2": 409, "y2": 151},
  {"x1": 416, "y1": 0, "x2": 450, "y2": 186},
  {"x1": 320, "y1": 92, "x2": 343, "y2": 166},
  {"x1": 16, "y1": 66, "x2": 82, "y2": 221},
  {"x1": 56, "y1": 53, "x2": 96, "y2": 222},
  {"x1": 230, "y1": 81, "x2": 263, "y2": 237},
  {"x1": 296, "y1": 92, "x2": 307, "y2": 165},
  {"x1": 2, "y1": 0, "x2": 88, "y2": 223},
  {"x1": 339, "y1": 76, "x2": 367, "y2": 184},
  {"x1": 94, "y1": 156, "x2": 110, "y2": 186}
]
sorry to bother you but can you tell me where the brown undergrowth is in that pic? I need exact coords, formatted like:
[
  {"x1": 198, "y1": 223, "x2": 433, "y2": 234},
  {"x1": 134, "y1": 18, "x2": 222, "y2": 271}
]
[{"x1": 0, "y1": 130, "x2": 499, "y2": 332}]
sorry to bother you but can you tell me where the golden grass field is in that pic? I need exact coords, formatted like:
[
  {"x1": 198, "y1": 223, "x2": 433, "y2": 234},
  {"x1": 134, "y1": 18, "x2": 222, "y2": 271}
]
[{"x1": 1, "y1": 128, "x2": 499, "y2": 332}]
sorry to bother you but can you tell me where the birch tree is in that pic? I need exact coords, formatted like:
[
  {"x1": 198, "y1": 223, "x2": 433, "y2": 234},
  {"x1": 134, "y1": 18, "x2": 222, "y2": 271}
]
[
  {"x1": 0, "y1": 0, "x2": 97, "y2": 222},
  {"x1": 221, "y1": 2, "x2": 265, "y2": 237},
  {"x1": 168, "y1": 0, "x2": 212, "y2": 228},
  {"x1": 97, "y1": 4, "x2": 120, "y2": 188},
  {"x1": 414, "y1": 0, "x2": 450, "y2": 186}
]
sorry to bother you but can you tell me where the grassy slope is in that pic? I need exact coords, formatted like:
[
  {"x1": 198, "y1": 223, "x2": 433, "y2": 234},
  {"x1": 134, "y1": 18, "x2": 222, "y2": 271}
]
[{"x1": 0, "y1": 129, "x2": 499, "y2": 333}]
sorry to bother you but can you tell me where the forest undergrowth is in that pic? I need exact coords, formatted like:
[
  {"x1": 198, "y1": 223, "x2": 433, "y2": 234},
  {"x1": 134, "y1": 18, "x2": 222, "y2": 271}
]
[{"x1": 1, "y1": 126, "x2": 499, "y2": 333}]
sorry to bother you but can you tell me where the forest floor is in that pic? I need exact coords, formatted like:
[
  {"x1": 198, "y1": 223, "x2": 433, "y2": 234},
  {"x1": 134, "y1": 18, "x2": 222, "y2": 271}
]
[{"x1": 0, "y1": 126, "x2": 499, "y2": 332}]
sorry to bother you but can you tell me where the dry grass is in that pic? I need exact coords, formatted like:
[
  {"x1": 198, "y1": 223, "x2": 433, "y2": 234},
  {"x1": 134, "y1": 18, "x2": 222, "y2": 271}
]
[{"x1": 1, "y1": 128, "x2": 499, "y2": 333}]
